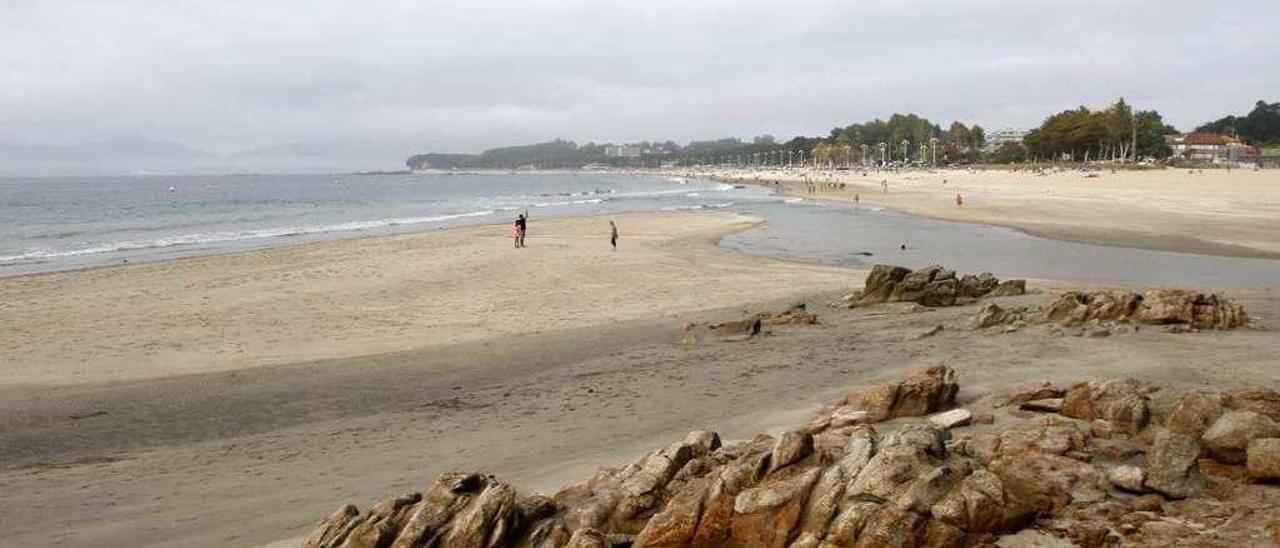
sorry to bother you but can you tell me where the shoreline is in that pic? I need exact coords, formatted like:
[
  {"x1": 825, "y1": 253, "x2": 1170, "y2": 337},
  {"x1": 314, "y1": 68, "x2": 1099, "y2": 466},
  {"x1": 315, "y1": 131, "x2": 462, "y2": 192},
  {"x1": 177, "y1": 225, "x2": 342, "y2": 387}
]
[
  {"x1": 662, "y1": 166, "x2": 1280, "y2": 261},
  {"x1": 4, "y1": 201, "x2": 1279, "y2": 546},
  {"x1": 0, "y1": 210, "x2": 857, "y2": 388}
]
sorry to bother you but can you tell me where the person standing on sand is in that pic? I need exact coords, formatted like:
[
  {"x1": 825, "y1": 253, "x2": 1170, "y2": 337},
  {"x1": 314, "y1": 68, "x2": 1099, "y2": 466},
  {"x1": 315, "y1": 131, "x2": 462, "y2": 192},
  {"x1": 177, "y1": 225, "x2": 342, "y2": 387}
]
[
  {"x1": 956, "y1": 193, "x2": 963, "y2": 207},
  {"x1": 514, "y1": 214, "x2": 527, "y2": 248},
  {"x1": 609, "y1": 220, "x2": 619, "y2": 250}
]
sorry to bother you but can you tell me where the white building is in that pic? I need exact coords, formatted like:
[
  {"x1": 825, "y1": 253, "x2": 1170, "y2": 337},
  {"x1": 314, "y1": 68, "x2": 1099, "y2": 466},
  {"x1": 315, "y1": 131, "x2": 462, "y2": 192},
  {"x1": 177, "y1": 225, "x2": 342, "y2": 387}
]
[
  {"x1": 984, "y1": 128, "x2": 1029, "y2": 152},
  {"x1": 604, "y1": 144, "x2": 642, "y2": 158}
]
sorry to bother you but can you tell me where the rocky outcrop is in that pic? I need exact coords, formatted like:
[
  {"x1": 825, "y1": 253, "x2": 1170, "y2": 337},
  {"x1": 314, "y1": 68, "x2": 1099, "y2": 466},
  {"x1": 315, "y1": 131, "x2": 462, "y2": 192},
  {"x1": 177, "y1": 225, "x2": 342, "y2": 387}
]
[
  {"x1": 841, "y1": 264, "x2": 1025, "y2": 308},
  {"x1": 682, "y1": 317, "x2": 761, "y2": 343},
  {"x1": 972, "y1": 289, "x2": 1252, "y2": 335},
  {"x1": 832, "y1": 365, "x2": 959, "y2": 424},
  {"x1": 1201, "y1": 410, "x2": 1280, "y2": 464},
  {"x1": 1248, "y1": 438, "x2": 1280, "y2": 482},
  {"x1": 303, "y1": 369, "x2": 1280, "y2": 548},
  {"x1": 684, "y1": 304, "x2": 820, "y2": 343},
  {"x1": 758, "y1": 303, "x2": 818, "y2": 326},
  {"x1": 1041, "y1": 289, "x2": 1250, "y2": 330}
]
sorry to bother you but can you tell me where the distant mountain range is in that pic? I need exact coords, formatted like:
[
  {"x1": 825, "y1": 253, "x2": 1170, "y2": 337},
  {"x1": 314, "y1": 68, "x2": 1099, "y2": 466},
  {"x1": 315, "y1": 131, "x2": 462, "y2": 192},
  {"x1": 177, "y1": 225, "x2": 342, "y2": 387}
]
[{"x1": 0, "y1": 138, "x2": 406, "y2": 176}]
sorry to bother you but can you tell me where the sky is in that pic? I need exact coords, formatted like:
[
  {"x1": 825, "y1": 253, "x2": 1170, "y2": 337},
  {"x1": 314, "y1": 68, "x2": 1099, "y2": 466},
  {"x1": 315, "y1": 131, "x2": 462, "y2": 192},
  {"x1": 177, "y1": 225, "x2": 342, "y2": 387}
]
[{"x1": 2, "y1": 0, "x2": 1278, "y2": 171}]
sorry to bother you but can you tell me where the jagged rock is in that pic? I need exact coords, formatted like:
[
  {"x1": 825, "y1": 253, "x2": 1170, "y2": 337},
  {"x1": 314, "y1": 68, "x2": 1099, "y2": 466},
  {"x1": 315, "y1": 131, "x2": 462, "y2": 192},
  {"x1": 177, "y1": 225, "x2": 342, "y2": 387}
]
[
  {"x1": 305, "y1": 505, "x2": 362, "y2": 548},
  {"x1": 929, "y1": 408, "x2": 973, "y2": 429},
  {"x1": 991, "y1": 279, "x2": 1027, "y2": 297},
  {"x1": 1042, "y1": 289, "x2": 1248, "y2": 329},
  {"x1": 1107, "y1": 465, "x2": 1146, "y2": 493},
  {"x1": 973, "y1": 302, "x2": 1022, "y2": 329},
  {"x1": 758, "y1": 303, "x2": 818, "y2": 326},
  {"x1": 1166, "y1": 391, "x2": 1225, "y2": 438},
  {"x1": 1141, "y1": 289, "x2": 1250, "y2": 329},
  {"x1": 1059, "y1": 378, "x2": 1150, "y2": 434},
  {"x1": 1145, "y1": 430, "x2": 1200, "y2": 499},
  {"x1": 1247, "y1": 438, "x2": 1280, "y2": 482},
  {"x1": 987, "y1": 451, "x2": 1095, "y2": 515},
  {"x1": 846, "y1": 264, "x2": 1023, "y2": 308},
  {"x1": 841, "y1": 365, "x2": 959, "y2": 423},
  {"x1": 1042, "y1": 290, "x2": 1140, "y2": 326},
  {"x1": 1090, "y1": 420, "x2": 1116, "y2": 439},
  {"x1": 1019, "y1": 398, "x2": 1063, "y2": 413},
  {"x1": 829, "y1": 407, "x2": 871, "y2": 428},
  {"x1": 729, "y1": 468, "x2": 821, "y2": 547},
  {"x1": 1202, "y1": 410, "x2": 1280, "y2": 464},
  {"x1": 999, "y1": 384, "x2": 1066, "y2": 408},
  {"x1": 994, "y1": 420, "x2": 1087, "y2": 459},
  {"x1": 564, "y1": 528, "x2": 609, "y2": 548},
  {"x1": 958, "y1": 272, "x2": 1000, "y2": 298},
  {"x1": 301, "y1": 371, "x2": 1280, "y2": 548},
  {"x1": 930, "y1": 469, "x2": 1018, "y2": 533},
  {"x1": 1225, "y1": 389, "x2": 1280, "y2": 422},
  {"x1": 768, "y1": 431, "x2": 813, "y2": 474}
]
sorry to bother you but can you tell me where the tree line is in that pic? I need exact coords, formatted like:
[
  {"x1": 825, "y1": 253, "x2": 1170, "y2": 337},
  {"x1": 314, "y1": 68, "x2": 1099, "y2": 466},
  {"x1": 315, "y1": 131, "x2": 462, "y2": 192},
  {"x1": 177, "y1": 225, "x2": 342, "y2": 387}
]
[
  {"x1": 1196, "y1": 100, "x2": 1280, "y2": 145},
  {"x1": 406, "y1": 99, "x2": 1275, "y2": 169}
]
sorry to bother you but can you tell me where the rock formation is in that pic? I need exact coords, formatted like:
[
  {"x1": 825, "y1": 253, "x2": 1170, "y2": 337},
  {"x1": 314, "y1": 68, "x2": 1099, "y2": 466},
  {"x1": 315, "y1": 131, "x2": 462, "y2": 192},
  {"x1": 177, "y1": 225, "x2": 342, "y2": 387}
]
[
  {"x1": 683, "y1": 304, "x2": 818, "y2": 343},
  {"x1": 972, "y1": 289, "x2": 1252, "y2": 334},
  {"x1": 759, "y1": 303, "x2": 819, "y2": 327},
  {"x1": 840, "y1": 264, "x2": 1026, "y2": 309},
  {"x1": 303, "y1": 368, "x2": 1280, "y2": 548}
]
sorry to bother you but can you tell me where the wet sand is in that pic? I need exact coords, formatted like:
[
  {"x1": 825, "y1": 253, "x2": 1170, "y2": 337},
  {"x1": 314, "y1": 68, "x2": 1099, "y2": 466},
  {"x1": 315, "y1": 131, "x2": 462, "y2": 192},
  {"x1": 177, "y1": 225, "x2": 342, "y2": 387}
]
[{"x1": 698, "y1": 167, "x2": 1280, "y2": 259}]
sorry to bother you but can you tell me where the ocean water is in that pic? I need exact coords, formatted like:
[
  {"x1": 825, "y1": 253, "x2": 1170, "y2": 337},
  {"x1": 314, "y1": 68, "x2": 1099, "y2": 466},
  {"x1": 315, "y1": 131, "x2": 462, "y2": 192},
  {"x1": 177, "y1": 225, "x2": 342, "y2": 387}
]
[
  {"x1": 0, "y1": 172, "x2": 772, "y2": 275},
  {"x1": 3, "y1": 172, "x2": 1279, "y2": 288}
]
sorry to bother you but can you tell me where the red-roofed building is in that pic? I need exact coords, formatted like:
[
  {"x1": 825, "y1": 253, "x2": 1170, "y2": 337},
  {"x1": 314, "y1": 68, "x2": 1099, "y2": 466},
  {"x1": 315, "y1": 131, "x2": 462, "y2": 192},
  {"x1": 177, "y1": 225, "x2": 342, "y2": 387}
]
[{"x1": 1169, "y1": 132, "x2": 1245, "y2": 163}]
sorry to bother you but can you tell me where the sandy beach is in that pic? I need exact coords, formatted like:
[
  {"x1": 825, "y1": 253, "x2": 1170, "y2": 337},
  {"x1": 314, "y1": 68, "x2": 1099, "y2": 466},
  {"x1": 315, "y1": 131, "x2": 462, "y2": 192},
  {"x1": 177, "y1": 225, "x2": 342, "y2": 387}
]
[
  {"x1": 2, "y1": 200, "x2": 1278, "y2": 547},
  {"x1": 699, "y1": 167, "x2": 1280, "y2": 259},
  {"x1": 0, "y1": 211, "x2": 850, "y2": 387}
]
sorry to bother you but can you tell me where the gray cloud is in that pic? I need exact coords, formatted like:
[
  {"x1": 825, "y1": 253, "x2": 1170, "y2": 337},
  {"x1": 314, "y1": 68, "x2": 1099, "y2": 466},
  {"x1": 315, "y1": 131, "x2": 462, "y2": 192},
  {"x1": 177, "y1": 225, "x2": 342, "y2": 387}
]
[{"x1": 2, "y1": 0, "x2": 1278, "y2": 172}]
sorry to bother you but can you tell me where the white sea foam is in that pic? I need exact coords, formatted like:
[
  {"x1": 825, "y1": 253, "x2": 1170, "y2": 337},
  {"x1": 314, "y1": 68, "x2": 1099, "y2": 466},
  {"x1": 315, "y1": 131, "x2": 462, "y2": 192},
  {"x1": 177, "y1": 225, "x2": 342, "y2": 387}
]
[
  {"x1": 532, "y1": 198, "x2": 604, "y2": 207},
  {"x1": 661, "y1": 202, "x2": 735, "y2": 211},
  {"x1": 0, "y1": 209, "x2": 498, "y2": 263}
]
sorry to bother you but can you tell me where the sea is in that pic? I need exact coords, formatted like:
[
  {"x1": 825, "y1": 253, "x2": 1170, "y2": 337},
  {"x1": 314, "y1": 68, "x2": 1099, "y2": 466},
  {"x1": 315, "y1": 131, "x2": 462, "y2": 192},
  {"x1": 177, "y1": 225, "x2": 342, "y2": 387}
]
[{"x1": 3, "y1": 171, "x2": 1279, "y2": 288}]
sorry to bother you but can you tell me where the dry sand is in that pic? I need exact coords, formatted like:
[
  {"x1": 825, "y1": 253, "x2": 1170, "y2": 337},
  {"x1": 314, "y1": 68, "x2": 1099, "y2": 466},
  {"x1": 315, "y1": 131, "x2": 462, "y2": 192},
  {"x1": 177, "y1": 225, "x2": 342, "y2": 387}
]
[
  {"x1": 701, "y1": 167, "x2": 1280, "y2": 258},
  {"x1": 0, "y1": 211, "x2": 850, "y2": 387},
  {"x1": 2, "y1": 206, "x2": 1278, "y2": 547}
]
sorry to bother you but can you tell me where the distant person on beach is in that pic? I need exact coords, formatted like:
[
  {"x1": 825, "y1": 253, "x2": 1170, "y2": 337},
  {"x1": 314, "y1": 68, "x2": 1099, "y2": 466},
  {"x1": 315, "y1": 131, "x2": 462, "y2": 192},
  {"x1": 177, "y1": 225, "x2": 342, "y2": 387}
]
[
  {"x1": 956, "y1": 193, "x2": 963, "y2": 207},
  {"x1": 514, "y1": 214, "x2": 527, "y2": 248},
  {"x1": 609, "y1": 220, "x2": 619, "y2": 250},
  {"x1": 854, "y1": 193, "x2": 859, "y2": 204}
]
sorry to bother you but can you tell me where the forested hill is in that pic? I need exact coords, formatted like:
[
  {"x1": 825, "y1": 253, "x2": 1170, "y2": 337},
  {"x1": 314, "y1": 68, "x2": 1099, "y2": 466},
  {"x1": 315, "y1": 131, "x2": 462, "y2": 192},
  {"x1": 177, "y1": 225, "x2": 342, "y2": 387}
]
[{"x1": 1197, "y1": 100, "x2": 1280, "y2": 145}]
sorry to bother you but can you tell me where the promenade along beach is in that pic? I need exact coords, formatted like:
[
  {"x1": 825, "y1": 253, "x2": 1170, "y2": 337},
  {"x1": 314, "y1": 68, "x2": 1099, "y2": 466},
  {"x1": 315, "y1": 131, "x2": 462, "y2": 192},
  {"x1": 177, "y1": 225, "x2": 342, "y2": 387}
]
[{"x1": 2, "y1": 169, "x2": 1280, "y2": 547}]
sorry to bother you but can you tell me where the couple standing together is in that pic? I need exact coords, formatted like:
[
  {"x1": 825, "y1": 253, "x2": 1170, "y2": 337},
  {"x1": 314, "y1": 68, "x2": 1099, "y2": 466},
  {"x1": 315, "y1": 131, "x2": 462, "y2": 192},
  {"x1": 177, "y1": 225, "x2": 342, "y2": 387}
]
[{"x1": 512, "y1": 213, "x2": 619, "y2": 250}]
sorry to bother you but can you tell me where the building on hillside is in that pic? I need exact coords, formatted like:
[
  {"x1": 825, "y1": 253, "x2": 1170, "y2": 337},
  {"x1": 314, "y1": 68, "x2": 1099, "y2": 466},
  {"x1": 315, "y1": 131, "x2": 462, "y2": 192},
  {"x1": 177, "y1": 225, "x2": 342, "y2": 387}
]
[
  {"x1": 984, "y1": 128, "x2": 1029, "y2": 152},
  {"x1": 604, "y1": 144, "x2": 642, "y2": 158},
  {"x1": 1168, "y1": 133, "x2": 1247, "y2": 164}
]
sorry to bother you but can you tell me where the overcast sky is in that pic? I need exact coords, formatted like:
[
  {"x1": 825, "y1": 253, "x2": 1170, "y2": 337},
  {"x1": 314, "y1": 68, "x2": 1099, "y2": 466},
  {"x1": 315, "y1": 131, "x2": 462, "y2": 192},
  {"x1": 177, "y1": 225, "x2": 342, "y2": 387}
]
[{"x1": 3, "y1": 0, "x2": 1278, "y2": 165}]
